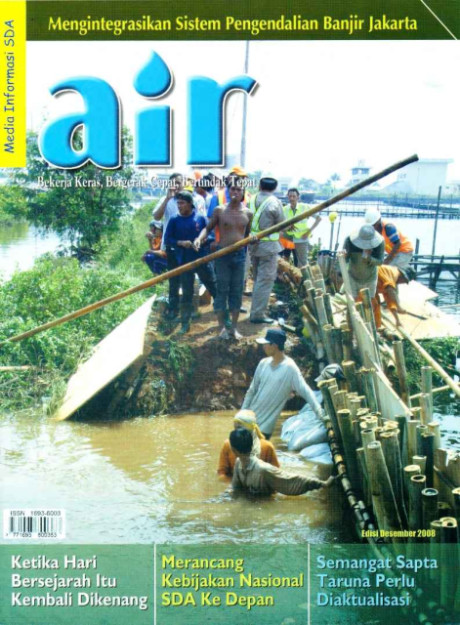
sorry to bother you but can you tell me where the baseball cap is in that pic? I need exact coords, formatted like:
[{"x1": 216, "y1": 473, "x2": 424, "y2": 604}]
[{"x1": 256, "y1": 328, "x2": 287, "y2": 349}]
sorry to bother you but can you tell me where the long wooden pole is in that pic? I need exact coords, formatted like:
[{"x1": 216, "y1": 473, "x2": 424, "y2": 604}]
[
  {"x1": 1, "y1": 154, "x2": 418, "y2": 346},
  {"x1": 393, "y1": 324, "x2": 460, "y2": 399}
]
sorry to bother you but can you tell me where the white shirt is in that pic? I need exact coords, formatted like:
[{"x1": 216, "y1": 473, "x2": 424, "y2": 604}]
[
  {"x1": 242, "y1": 356, "x2": 323, "y2": 436},
  {"x1": 155, "y1": 196, "x2": 179, "y2": 250}
]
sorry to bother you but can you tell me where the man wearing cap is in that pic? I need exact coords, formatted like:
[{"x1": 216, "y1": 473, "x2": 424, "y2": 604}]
[
  {"x1": 375, "y1": 265, "x2": 416, "y2": 327},
  {"x1": 242, "y1": 328, "x2": 324, "y2": 439},
  {"x1": 230, "y1": 429, "x2": 335, "y2": 496},
  {"x1": 217, "y1": 410, "x2": 280, "y2": 480},
  {"x1": 365, "y1": 208, "x2": 414, "y2": 270},
  {"x1": 343, "y1": 225, "x2": 385, "y2": 314},
  {"x1": 248, "y1": 175, "x2": 285, "y2": 324},
  {"x1": 163, "y1": 191, "x2": 217, "y2": 333}
]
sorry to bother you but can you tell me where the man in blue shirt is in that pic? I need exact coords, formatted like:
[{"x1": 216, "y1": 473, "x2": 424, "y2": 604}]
[{"x1": 164, "y1": 192, "x2": 217, "y2": 333}]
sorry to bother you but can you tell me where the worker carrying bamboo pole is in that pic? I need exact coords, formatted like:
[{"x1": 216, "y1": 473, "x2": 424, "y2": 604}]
[
  {"x1": 375, "y1": 265, "x2": 416, "y2": 327},
  {"x1": 365, "y1": 208, "x2": 414, "y2": 270}
]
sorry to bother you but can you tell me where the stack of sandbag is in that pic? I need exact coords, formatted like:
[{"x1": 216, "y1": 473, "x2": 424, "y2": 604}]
[{"x1": 281, "y1": 408, "x2": 332, "y2": 465}]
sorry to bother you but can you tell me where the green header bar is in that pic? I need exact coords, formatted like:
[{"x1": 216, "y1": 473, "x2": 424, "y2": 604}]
[{"x1": 26, "y1": 0, "x2": 459, "y2": 40}]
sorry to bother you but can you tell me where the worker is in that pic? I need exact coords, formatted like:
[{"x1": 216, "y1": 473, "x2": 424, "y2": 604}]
[
  {"x1": 194, "y1": 182, "x2": 252, "y2": 339},
  {"x1": 248, "y1": 174, "x2": 285, "y2": 324},
  {"x1": 217, "y1": 410, "x2": 280, "y2": 481},
  {"x1": 342, "y1": 224, "x2": 384, "y2": 320},
  {"x1": 141, "y1": 220, "x2": 167, "y2": 275},
  {"x1": 242, "y1": 328, "x2": 324, "y2": 439},
  {"x1": 365, "y1": 208, "x2": 414, "y2": 270},
  {"x1": 163, "y1": 191, "x2": 217, "y2": 333},
  {"x1": 152, "y1": 172, "x2": 184, "y2": 249},
  {"x1": 230, "y1": 429, "x2": 336, "y2": 496},
  {"x1": 375, "y1": 265, "x2": 416, "y2": 327},
  {"x1": 281, "y1": 188, "x2": 321, "y2": 267}
]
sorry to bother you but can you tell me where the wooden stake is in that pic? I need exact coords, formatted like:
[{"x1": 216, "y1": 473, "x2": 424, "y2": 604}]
[
  {"x1": 440, "y1": 517, "x2": 458, "y2": 611},
  {"x1": 337, "y1": 409, "x2": 361, "y2": 491},
  {"x1": 393, "y1": 340, "x2": 411, "y2": 407},
  {"x1": 403, "y1": 465, "x2": 421, "y2": 512},
  {"x1": 381, "y1": 431, "x2": 407, "y2": 527},
  {"x1": 422, "y1": 488, "x2": 439, "y2": 530},
  {"x1": 413, "y1": 455, "x2": 427, "y2": 475},
  {"x1": 420, "y1": 393, "x2": 433, "y2": 425},
  {"x1": 421, "y1": 432, "x2": 435, "y2": 487},
  {"x1": 421, "y1": 366, "x2": 433, "y2": 415},
  {"x1": 407, "y1": 420, "x2": 420, "y2": 464},
  {"x1": 342, "y1": 360, "x2": 359, "y2": 393},
  {"x1": 408, "y1": 474, "x2": 426, "y2": 532},
  {"x1": 365, "y1": 441, "x2": 403, "y2": 533}
]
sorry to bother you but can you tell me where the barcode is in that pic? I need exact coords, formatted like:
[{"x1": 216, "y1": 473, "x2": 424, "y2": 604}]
[{"x1": 3, "y1": 509, "x2": 65, "y2": 539}]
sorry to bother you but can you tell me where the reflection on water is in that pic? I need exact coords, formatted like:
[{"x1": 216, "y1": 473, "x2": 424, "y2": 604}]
[
  {"x1": 0, "y1": 223, "x2": 63, "y2": 279},
  {"x1": 0, "y1": 412, "x2": 350, "y2": 544}
]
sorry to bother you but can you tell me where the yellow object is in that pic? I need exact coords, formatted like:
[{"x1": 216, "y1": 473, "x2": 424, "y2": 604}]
[
  {"x1": 302, "y1": 327, "x2": 310, "y2": 338},
  {"x1": 329, "y1": 212, "x2": 338, "y2": 223},
  {"x1": 0, "y1": 1, "x2": 26, "y2": 167}
]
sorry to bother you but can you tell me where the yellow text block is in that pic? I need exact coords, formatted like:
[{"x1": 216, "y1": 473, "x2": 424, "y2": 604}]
[{"x1": 0, "y1": 1, "x2": 26, "y2": 167}]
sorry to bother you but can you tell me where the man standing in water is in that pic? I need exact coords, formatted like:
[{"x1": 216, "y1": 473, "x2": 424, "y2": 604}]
[
  {"x1": 194, "y1": 182, "x2": 253, "y2": 339},
  {"x1": 230, "y1": 429, "x2": 335, "y2": 496},
  {"x1": 242, "y1": 328, "x2": 324, "y2": 439}
]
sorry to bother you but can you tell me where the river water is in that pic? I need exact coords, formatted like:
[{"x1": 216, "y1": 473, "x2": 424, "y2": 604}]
[
  {"x1": 0, "y1": 411, "x2": 349, "y2": 544},
  {"x1": 0, "y1": 217, "x2": 458, "y2": 545}
]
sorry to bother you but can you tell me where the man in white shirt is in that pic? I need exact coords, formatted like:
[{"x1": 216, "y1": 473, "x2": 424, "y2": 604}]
[{"x1": 242, "y1": 328, "x2": 324, "y2": 439}]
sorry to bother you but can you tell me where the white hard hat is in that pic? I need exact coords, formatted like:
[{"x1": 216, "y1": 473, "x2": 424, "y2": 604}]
[{"x1": 364, "y1": 207, "x2": 381, "y2": 225}]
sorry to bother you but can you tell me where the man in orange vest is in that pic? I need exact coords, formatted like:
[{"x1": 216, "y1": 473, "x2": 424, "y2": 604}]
[{"x1": 365, "y1": 208, "x2": 414, "y2": 270}]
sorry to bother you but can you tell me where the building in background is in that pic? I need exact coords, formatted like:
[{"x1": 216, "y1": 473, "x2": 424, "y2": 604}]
[{"x1": 384, "y1": 158, "x2": 453, "y2": 196}]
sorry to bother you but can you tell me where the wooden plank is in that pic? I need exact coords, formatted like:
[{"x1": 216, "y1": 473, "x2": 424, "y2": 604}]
[
  {"x1": 55, "y1": 296, "x2": 156, "y2": 421},
  {"x1": 396, "y1": 284, "x2": 460, "y2": 339}
]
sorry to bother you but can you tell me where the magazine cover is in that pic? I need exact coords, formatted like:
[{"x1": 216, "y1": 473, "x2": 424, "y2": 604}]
[{"x1": 1, "y1": 1, "x2": 459, "y2": 624}]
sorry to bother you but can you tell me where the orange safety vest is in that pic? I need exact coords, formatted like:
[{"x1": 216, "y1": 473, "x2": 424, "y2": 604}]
[{"x1": 381, "y1": 219, "x2": 414, "y2": 254}]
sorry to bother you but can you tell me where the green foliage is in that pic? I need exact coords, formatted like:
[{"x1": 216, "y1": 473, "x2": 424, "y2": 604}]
[
  {"x1": 0, "y1": 185, "x2": 28, "y2": 223},
  {"x1": 166, "y1": 341, "x2": 194, "y2": 382},
  {"x1": 8, "y1": 130, "x2": 135, "y2": 249},
  {"x1": 0, "y1": 254, "x2": 151, "y2": 411},
  {"x1": 402, "y1": 337, "x2": 459, "y2": 393}
]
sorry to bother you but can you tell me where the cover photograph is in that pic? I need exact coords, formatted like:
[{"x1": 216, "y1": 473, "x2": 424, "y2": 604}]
[{"x1": 0, "y1": 1, "x2": 459, "y2": 624}]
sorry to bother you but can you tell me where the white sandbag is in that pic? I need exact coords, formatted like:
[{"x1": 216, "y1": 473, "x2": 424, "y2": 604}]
[
  {"x1": 299, "y1": 442, "x2": 333, "y2": 465},
  {"x1": 281, "y1": 408, "x2": 323, "y2": 443},
  {"x1": 288, "y1": 422, "x2": 328, "y2": 451}
]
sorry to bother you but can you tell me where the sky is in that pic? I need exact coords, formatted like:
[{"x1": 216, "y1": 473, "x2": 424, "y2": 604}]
[{"x1": 27, "y1": 40, "x2": 460, "y2": 186}]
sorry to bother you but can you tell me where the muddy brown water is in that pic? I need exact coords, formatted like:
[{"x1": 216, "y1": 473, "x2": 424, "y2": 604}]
[{"x1": 1, "y1": 411, "x2": 353, "y2": 544}]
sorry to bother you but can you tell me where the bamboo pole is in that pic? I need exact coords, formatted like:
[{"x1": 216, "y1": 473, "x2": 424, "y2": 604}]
[
  {"x1": 422, "y1": 488, "x2": 439, "y2": 530},
  {"x1": 440, "y1": 517, "x2": 458, "y2": 611},
  {"x1": 393, "y1": 340, "x2": 411, "y2": 407},
  {"x1": 342, "y1": 360, "x2": 359, "y2": 393},
  {"x1": 2, "y1": 155, "x2": 418, "y2": 346},
  {"x1": 411, "y1": 383, "x2": 459, "y2": 401},
  {"x1": 421, "y1": 432, "x2": 435, "y2": 487},
  {"x1": 392, "y1": 324, "x2": 460, "y2": 399},
  {"x1": 365, "y1": 440, "x2": 403, "y2": 533},
  {"x1": 380, "y1": 431, "x2": 407, "y2": 527},
  {"x1": 421, "y1": 366, "x2": 433, "y2": 415},
  {"x1": 453, "y1": 488, "x2": 460, "y2": 525},
  {"x1": 427, "y1": 422, "x2": 441, "y2": 452},
  {"x1": 420, "y1": 393, "x2": 433, "y2": 425},
  {"x1": 413, "y1": 455, "x2": 427, "y2": 474},
  {"x1": 407, "y1": 420, "x2": 419, "y2": 464},
  {"x1": 408, "y1": 474, "x2": 426, "y2": 532},
  {"x1": 403, "y1": 465, "x2": 421, "y2": 512},
  {"x1": 359, "y1": 287, "x2": 381, "y2": 366},
  {"x1": 337, "y1": 409, "x2": 361, "y2": 491},
  {"x1": 341, "y1": 327, "x2": 353, "y2": 362}
]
